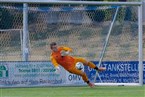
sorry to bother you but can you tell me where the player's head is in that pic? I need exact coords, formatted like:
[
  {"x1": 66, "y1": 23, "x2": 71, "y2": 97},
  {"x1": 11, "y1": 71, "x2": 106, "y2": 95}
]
[{"x1": 50, "y1": 42, "x2": 58, "y2": 52}]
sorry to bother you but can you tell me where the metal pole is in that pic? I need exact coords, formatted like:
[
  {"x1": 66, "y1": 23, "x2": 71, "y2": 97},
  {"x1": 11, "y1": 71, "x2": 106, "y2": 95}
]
[
  {"x1": 94, "y1": 7, "x2": 120, "y2": 83},
  {"x1": 143, "y1": 0, "x2": 145, "y2": 25},
  {"x1": 138, "y1": 4, "x2": 143, "y2": 86},
  {"x1": 23, "y1": 3, "x2": 29, "y2": 61},
  {"x1": 20, "y1": 30, "x2": 23, "y2": 61}
]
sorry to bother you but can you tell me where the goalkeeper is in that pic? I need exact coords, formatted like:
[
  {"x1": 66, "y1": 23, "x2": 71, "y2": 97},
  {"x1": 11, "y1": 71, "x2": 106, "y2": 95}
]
[{"x1": 50, "y1": 42, "x2": 106, "y2": 87}]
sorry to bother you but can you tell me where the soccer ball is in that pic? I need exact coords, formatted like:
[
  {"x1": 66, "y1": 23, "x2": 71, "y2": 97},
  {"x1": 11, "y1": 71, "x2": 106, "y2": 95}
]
[{"x1": 75, "y1": 62, "x2": 83, "y2": 70}]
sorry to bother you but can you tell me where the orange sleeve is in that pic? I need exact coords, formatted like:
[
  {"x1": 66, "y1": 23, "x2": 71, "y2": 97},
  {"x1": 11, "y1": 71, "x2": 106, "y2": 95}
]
[
  {"x1": 61, "y1": 46, "x2": 73, "y2": 52},
  {"x1": 50, "y1": 55, "x2": 59, "y2": 68}
]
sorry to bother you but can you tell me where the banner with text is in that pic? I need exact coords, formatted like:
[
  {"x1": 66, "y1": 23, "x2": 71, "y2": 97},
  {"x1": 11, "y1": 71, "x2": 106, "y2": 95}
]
[
  {"x1": 85, "y1": 61, "x2": 145, "y2": 84},
  {"x1": 0, "y1": 61, "x2": 144, "y2": 87},
  {"x1": 0, "y1": 62, "x2": 84, "y2": 87}
]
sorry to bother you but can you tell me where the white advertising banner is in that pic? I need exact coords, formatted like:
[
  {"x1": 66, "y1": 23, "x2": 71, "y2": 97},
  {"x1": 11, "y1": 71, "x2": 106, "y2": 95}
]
[
  {"x1": 65, "y1": 66, "x2": 85, "y2": 85},
  {"x1": 0, "y1": 62, "x2": 85, "y2": 87}
]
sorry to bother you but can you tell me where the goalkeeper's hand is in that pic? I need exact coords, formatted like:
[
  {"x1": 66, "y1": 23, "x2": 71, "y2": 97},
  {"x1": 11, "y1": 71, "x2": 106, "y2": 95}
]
[
  {"x1": 60, "y1": 50, "x2": 70, "y2": 56},
  {"x1": 55, "y1": 66, "x2": 60, "y2": 74}
]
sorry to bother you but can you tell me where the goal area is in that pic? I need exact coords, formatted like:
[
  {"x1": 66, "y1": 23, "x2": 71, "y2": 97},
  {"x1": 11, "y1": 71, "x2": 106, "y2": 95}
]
[{"x1": 0, "y1": 1, "x2": 143, "y2": 87}]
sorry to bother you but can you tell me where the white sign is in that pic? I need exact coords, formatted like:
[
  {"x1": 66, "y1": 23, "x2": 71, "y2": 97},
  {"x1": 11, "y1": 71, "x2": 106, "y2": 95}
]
[{"x1": 0, "y1": 62, "x2": 84, "y2": 87}]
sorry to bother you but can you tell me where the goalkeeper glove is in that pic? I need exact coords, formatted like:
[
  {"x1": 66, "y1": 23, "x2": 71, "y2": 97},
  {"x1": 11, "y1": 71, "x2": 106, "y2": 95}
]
[
  {"x1": 55, "y1": 66, "x2": 60, "y2": 74},
  {"x1": 60, "y1": 50, "x2": 70, "y2": 56}
]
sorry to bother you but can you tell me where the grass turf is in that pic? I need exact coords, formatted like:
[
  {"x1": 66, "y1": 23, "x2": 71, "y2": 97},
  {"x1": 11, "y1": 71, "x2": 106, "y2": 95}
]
[{"x1": 0, "y1": 86, "x2": 144, "y2": 97}]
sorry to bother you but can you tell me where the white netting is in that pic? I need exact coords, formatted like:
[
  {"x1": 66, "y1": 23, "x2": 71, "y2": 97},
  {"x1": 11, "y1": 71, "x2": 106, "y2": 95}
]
[
  {"x1": 28, "y1": 5, "x2": 138, "y2": 61},
  {"x1": 0, "y1": 4, "x2": 139, "y2": 61},
  {"x1": 0, "y1": 29, "x2": 22, "y2": 61}
]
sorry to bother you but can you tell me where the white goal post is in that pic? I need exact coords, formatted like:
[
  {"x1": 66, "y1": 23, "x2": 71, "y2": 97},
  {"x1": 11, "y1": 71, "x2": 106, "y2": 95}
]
[{"x1": 0, "y1": 0, "x2": 143, "y2": 86}]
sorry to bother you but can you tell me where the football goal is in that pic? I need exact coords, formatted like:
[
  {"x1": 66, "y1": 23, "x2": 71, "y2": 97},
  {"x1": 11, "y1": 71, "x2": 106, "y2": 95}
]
[{"x1": 0, "y1": 0, "x2": 143, "y2": 86}]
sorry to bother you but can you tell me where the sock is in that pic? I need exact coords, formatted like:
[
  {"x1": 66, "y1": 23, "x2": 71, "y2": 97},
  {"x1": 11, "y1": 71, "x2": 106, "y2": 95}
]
[
  {"x1": 94, "y1": 66, "x2": 99, "y2": 70},
  {"x1": 86, "y1": 81, "x2": 90, "y2": 84}
]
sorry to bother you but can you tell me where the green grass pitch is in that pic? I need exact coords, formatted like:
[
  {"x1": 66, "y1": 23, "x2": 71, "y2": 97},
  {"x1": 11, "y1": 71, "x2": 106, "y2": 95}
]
[{"x1": 0, "y1": 86, "x2": 144, "y2": 97}]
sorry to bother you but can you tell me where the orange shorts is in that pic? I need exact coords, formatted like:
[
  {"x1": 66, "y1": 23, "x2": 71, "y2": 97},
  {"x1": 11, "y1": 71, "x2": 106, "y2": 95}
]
[{"x1": 67, "y1": 57, "x2": 96, "y2": 82}]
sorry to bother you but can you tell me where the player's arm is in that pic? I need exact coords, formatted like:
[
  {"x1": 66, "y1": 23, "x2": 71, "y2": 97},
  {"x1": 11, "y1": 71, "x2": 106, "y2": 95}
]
[
  {"x1": 61, "y1": 46, "x2": 72, "y2": 52},
  {"x1": 50, "y1": 56, "x2": 60, "y2": 73},
  {"x1": 60, "y1": 46, "x2": 72, "y2": 56},
  {"x1": 50, "y1": 56, "x2": 59, "y2": 68}
]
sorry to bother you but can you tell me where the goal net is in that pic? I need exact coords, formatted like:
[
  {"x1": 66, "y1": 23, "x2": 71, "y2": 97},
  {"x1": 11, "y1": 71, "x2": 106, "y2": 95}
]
[
  {"x1": 0, "y1": 1, "x2": 143, "y2": 86},
  {"x1": 0, "y1": 29, "x2": 22, "y2": 61}
]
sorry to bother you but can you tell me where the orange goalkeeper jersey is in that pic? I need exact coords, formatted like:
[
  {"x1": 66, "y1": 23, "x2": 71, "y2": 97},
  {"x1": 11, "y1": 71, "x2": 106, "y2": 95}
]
[{"x1": 50, "y1": 46, "x2": 75, "y2": 70}]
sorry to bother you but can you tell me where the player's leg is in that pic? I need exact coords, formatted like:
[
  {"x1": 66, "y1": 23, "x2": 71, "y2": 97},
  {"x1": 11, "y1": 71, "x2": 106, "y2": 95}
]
[
  {"x1": 74, "y1": 57, "x2": 106, "y2": 71},
  {"x1": 67, "y1": 67, "x2": 94, "y2": 88}
]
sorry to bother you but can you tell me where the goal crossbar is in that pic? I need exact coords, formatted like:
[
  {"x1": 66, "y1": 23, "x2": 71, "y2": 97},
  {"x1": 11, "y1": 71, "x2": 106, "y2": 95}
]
[{"x1": 0, "y1": 0, "x2": 142, "y2": 6}]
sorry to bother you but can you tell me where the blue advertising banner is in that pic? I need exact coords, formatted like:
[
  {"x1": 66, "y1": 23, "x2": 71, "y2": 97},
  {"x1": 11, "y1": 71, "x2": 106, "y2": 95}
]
[{"x1": 85, "y1": 61, "x2": 145, "y2": 84}]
